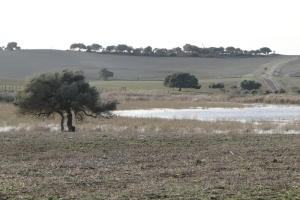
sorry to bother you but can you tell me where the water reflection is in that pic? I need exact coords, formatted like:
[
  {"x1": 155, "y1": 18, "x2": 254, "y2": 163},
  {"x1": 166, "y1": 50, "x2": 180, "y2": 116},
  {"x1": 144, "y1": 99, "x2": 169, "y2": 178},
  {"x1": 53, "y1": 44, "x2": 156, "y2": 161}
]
[{"x1": 115, "y1": 105, "x2": 300, "y2": 122}]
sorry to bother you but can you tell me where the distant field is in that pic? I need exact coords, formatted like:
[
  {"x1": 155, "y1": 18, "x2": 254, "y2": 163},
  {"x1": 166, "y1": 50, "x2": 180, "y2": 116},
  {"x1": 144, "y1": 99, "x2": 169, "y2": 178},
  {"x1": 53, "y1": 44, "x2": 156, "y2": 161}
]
[
  {"x1": 0, "y1": 50, "x2": 294, "y2": 81},
  {"x1": 90, "y1": 77, "x2": 266, "y2": 94}
]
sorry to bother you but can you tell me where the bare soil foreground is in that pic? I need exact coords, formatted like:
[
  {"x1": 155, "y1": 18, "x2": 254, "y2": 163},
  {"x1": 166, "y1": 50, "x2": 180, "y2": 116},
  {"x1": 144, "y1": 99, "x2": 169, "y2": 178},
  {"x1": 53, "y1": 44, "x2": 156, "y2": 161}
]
[{"x1": 1, "y1": 131, "x2": 300, "y2": 199}]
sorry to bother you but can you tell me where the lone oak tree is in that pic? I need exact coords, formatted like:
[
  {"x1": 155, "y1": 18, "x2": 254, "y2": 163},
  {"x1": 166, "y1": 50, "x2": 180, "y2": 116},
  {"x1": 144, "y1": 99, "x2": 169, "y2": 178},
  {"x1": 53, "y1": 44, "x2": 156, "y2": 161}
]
[
  {"x1": 164, "y1": 72, "x2": 200, "y2": 91},
  {"x1": 13, "y1": 69, "x2": 118, "y2": 132},
  {"x1": 6, "y1": 42, "x2": 21, "y2": 50},
  {"x1": 98, "y1": 68, "x2": 113, "y2": 81},
  {"x1": 239, "y1": 80, "x2": 262, "y2": 90}
]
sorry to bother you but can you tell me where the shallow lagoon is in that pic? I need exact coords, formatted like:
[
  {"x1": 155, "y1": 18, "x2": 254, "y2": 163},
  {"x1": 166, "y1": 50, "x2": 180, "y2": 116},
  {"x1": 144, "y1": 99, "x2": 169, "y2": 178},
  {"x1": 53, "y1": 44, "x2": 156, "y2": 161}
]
[{"x1": 115, "y1": 104, "x2": 300, "y2": 122}]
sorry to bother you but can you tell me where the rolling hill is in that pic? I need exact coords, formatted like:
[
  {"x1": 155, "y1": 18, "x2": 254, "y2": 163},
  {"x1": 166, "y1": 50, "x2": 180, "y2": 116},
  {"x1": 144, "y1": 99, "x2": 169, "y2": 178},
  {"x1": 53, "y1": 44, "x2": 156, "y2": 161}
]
[{"x1": 0, "y1": 50, "x2": 296, "y2": 81}]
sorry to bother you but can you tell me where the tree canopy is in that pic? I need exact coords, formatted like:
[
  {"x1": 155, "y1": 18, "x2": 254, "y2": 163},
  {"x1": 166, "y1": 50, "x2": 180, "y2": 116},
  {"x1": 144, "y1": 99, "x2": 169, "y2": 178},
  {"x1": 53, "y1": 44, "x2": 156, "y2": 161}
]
[
  {"x1": 98, "y1": 68, "x2": 114, "y2": 81},
  {"x1": 13, "y1": 69, "x2": 118, "y2": 132},
  {"x1": 70, "y1": 43, "x2": 87, "y2": 51},
  {"x1": 6, "y1": 42, "x2": 21, "y2": 50},
  {"x1": 239, "y1": 80, "x2": 262, "y2": 90},
  {"x1": 91, "y1": 43, "x2": 102, "y2": 51},
  {"x1": 164, "y1": 72, "x2": 200, "y2": 91},
  {"x1": 260, "y1": 47, "x2": 272, "y2": 55}
]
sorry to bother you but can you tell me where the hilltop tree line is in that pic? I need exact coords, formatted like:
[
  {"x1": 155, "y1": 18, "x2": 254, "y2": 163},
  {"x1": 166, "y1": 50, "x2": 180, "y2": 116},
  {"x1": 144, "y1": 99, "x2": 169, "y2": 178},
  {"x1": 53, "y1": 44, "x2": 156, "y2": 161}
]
[
  {"x1": 0, "y1": 42, "x2": 21, "y2": 51},
  {"x1": 70, "y1": 43, "x2": 273, "y2": 57}
]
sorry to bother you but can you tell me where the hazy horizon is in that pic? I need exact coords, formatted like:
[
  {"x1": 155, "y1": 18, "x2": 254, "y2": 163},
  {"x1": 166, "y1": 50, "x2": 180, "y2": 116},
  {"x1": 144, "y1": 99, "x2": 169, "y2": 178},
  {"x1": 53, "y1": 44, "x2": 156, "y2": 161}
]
[{"x1": 2, "y1": 0, "x2": 300, "y2": 55}]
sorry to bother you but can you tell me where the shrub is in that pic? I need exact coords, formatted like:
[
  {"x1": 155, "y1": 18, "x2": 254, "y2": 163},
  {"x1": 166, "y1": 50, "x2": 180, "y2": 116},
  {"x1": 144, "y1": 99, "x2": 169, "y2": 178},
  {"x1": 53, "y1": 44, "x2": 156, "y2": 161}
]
[
  {"x1": 250, "y1": 90, "x2": 257, "y2": 95},
  {"x1": 168, "y1": 52, "x2": 177, "y2": 57},
  {"x1": 264, "y1": 90, "x2": 271, "y2": 94},
  {"x1": 209, "y1": 83, "x2": 224, "y2": 89},
  {"x1": 189, "y1": 52, "x2": 199, "y2": 57},
  {"x1": 279, "y1": 88, "x2": 286, "y2": 94}
]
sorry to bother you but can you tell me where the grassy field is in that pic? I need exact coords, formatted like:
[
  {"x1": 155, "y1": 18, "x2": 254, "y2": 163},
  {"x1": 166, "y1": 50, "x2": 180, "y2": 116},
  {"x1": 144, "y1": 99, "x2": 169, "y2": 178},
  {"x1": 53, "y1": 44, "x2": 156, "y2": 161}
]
[{"x1": 90, "y1": 78, "x2": 254, "y2": 94}]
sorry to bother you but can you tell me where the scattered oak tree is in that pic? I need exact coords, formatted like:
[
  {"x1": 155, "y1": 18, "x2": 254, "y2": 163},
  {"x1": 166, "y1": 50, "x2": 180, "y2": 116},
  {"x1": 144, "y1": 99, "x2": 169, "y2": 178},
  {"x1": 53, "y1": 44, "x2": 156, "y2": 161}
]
[
  {"x1": 6, "y1": 42, "x2": 21, "y2": 50},
  {"x1": 260, "y1": 47, "x2": 272, "y2": 55},
  {"x1": 239, "y1": 80, "x2": 262, "y2": 90},
  {"x1": 143, "y1": 46, "x2": 153, "y2": 54},
  {"x1": 70, "y1": 43, "x2": 87, "y2": 51},
  {"x1": 91, "y1": 43, "x2": 102, "y2": 52},
  {"x1": 105, "y1": 45, "x2": 115, "y2": 52},
  {"x1": 98, "y1": 68, "x2": 114, "y2": 80},
  {"x1": 13, "y1": 69, "x2": 118, "y2": 132},
  {"x1": 164, "y1": 72, "x2": 201, "y2": 91}
]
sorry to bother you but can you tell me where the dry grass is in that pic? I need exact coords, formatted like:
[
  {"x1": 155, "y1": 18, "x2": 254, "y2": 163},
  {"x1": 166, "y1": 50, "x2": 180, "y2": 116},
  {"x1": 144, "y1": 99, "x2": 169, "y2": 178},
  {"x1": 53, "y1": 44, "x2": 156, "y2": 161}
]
[
  {"x1": 235, "y1": 94, "x2": 300, "y2": 104},
  {"x1": 102, "y1": 91, "x2": 243, "y2": 110}
]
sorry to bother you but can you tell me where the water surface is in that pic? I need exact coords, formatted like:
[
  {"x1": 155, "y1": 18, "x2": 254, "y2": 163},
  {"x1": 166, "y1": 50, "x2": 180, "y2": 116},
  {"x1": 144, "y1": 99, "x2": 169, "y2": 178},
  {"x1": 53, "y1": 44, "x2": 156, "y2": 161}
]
[{"x1": 115, "y1": 105, "x2": 300, "y2": 122}]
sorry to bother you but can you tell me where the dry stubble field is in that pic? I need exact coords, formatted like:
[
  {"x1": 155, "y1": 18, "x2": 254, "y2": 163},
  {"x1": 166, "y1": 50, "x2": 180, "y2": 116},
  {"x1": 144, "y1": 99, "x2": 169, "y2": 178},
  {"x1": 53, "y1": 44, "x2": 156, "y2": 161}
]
[{"x1": 1, "y1": 92, "x2": 300, "y2": 199}]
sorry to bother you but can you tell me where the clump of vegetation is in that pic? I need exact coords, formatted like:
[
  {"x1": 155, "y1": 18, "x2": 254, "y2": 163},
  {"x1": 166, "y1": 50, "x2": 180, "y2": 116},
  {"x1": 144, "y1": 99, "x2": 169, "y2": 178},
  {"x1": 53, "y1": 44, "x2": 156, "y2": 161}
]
[
  {"x1": 163, "y1": 72, "x2": 201, "y2": 91},
  {"x1": 239, "y1": 80, "x2": 262, "y2": 91},
  {"x1": 98, "y1": 68, "x2": 114, "y2": 81},
  {"x1": 5, "y1": 42, "x2": 21, "y2": 50},
  {"x1": 209, "y1": 83, "x2": 224, "y2": 89}
]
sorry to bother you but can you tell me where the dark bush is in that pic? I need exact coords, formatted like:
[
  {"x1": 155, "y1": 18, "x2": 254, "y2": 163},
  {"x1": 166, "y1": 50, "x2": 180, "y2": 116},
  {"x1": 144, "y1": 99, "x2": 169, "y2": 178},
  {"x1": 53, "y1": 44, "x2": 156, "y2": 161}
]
[
  {"x1": 209, "y1": 83, "x2": 224, "y2": 89},
  {"x1": 168, "y1": 52, "x2": 177, "y2": 57},
  {"x1": 195, "y1": 85, "x2": 201, "y2": 89},
  {"x1": 264, "y1": 90, "x2": 271, "y2": 94},
  {"x1": 239, "y1": 80, "x2": 262, "y2": 90},
  {"x1": 279, "y1": 88, "x2": 286, "y2": 94},
  {"x1": 189, "y1": 53, "x2": 199, "y2": 57},
  {"x1": 250, "y1": 90, "x2": 257, "y2": 95}
]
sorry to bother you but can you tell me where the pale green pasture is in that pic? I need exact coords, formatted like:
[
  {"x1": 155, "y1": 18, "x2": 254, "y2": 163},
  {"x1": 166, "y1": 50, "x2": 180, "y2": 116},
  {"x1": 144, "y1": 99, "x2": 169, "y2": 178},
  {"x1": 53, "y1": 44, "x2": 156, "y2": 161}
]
[
  {"x1": 90, "y1": 80, "x2": 168, "y2": 92},
  {"x1": 90, "y1": 77, "x2": 266, "y2": 94}
]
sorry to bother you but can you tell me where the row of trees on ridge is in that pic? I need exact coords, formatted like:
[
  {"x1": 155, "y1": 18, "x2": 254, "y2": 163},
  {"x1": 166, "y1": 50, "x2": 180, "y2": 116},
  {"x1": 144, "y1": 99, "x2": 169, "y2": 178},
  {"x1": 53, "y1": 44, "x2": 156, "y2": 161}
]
[{"x1": 70, "y1": 43, "x2": 274, "y2": 57}]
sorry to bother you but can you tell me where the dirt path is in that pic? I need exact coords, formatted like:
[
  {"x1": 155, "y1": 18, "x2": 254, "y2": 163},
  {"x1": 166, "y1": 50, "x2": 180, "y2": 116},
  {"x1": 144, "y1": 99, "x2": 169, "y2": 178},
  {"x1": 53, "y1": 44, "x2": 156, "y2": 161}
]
[{"x1": 262, "y1": 58, "x2": 296, "y2": 91}]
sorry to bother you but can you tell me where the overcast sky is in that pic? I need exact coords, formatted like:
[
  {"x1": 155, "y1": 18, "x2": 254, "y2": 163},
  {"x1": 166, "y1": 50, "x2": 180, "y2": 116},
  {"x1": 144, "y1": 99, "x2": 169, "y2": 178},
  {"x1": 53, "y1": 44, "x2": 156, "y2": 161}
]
[{"x1": 1, "y1": 0, "x2": 300, "y2": 55}]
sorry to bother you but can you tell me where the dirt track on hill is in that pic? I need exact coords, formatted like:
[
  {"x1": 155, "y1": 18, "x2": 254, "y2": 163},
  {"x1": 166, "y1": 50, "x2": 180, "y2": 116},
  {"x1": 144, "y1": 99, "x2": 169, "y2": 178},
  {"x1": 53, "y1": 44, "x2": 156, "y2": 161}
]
[{"x1": 262, "y1": 58, "x2": 297, "y2": 91}]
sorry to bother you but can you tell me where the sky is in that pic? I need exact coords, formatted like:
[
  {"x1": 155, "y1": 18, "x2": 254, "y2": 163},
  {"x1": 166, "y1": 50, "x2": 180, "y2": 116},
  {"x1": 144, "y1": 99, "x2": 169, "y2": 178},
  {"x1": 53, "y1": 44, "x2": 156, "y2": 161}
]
[{"x1": 1, "y1": 0, "x2": 300, "y2": 55}]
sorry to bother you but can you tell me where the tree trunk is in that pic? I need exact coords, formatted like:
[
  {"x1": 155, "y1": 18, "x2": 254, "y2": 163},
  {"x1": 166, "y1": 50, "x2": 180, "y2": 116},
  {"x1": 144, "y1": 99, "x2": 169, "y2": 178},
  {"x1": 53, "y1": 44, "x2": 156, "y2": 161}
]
[
  {"x1": 58, "y1": 111, "x2": 64, "y2": 132},
  {"x1": 67, "y1": 110, "x2": 75, "y2": 132}
]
